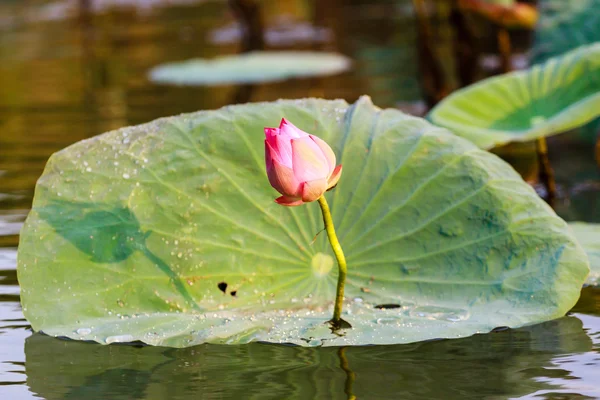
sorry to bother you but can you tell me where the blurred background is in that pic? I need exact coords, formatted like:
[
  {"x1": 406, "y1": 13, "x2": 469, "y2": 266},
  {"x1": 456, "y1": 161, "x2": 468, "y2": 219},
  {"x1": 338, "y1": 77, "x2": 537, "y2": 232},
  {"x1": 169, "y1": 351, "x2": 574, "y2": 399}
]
[
  {"x1": 0, "y1": 0, "x2": 547, "y2": 247},
  {"x1": 4, "y1": 0, "x2": 600, "y2": 251}
]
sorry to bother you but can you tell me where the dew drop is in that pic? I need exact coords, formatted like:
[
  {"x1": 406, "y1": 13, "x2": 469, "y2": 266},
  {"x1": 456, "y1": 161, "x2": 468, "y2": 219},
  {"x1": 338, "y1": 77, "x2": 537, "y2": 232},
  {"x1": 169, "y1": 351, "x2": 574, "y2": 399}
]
[
  {"x1": 105, "y1": 334, "x2": 134, "y2": 344},
  {"x1": 376, "y1": 317, "x2": 398, "y2": 325}
]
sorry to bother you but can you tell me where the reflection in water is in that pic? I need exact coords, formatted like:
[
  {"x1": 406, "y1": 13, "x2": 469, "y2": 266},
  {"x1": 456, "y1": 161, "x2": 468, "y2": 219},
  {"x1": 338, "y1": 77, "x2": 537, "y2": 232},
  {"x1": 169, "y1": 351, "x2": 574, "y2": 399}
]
[
  {"x1": 338, "y1": 347, "x2": 357, "y2": 400},
  {"x1": 572, "y1": 286, "x2": 600, "y2": 317},
  {"x1": 22, "y1": 316, "x2": 597, "y2": 399},
  {"x1": 0, "y1": 255, "x2": 30, "y2": 396},
  {"x1": 208, "y1": 18, "x2": 332, "y2": 47}
]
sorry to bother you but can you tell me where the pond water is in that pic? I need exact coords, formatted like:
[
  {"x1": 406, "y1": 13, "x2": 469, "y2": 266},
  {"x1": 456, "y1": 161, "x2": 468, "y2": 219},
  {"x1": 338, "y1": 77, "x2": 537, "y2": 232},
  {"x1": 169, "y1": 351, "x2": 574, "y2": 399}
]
[{"x1": 1, "y1": 0, "x2": 599, "y2": 398}]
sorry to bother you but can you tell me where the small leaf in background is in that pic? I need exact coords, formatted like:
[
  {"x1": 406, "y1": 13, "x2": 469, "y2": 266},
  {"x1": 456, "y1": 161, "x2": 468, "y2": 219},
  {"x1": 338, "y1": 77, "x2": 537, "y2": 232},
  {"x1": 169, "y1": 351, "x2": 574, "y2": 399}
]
[
  {"x1": 532, "y1": 0, "x2": 600, "y2": 143},
  {"x1": 427, "y1": 43, "x2": 600, "y2": 149},
  {"x1": 148, "y1": 51, "x2": 351, "y2": 86}
]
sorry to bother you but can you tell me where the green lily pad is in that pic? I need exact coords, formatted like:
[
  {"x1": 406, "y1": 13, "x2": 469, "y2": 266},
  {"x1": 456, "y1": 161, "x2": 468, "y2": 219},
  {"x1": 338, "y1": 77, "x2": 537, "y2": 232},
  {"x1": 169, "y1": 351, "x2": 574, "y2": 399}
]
[
  {"x1": 148, "y1": 51, "x2": 351, "y2": 86},
  {"x1": 17, "y1": 96, "x2": 588, "y2": 347},
  {"x1": 569, "y1": 222, "x2": 600, "y2": 286},
  {"x1": 427, "y1": 43, "x2": 600, "y2": 149}
]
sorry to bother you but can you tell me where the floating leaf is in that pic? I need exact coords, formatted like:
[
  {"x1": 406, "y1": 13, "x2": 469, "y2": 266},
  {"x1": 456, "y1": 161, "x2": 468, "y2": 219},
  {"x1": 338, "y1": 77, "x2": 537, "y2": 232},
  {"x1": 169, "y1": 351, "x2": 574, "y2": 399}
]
[
  {"x1": 427, "y1": 43, "x2": 600, "y2": 149},
  {"x1": 569, "y1": 222, "x2": 600, "y2": 286},
  {"x1": 148, "y1": 51, "x2": 351, "y2": 85},
  {"x1": 17, "y1": 96, "x2": 588, "y2": 347}
]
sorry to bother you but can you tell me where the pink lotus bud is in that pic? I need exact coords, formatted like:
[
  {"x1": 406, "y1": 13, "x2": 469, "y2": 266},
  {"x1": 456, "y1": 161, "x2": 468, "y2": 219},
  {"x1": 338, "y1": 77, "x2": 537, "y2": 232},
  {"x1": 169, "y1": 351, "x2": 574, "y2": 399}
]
[{"x1": 264, "y1": 118, "x2": 342, "y2": 206}]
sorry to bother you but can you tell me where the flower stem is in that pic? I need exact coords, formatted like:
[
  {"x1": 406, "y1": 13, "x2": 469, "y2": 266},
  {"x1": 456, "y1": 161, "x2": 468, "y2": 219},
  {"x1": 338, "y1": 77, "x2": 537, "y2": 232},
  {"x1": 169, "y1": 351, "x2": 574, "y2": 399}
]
[{"x1": 317, "y1": 195, "x2": 349, "y2": 329}]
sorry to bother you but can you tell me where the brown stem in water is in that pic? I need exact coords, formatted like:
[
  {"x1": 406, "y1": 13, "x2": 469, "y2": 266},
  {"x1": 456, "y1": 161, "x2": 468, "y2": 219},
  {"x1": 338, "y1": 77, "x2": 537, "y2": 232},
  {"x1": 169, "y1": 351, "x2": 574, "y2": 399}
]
[
  {"x1": 228, "y1": 0, "x2": 262, "y2": 104},
  {"x1": 229, "y1": 0, "x2": 264, "y2": 52},
  {"x1": 497, "y1": 27, "x2": 512, "y2": 73},
  {"x1": 536, "y1": 137, "x2": 557, "y2": 207},
  {"x1": 450, "y1": 1, "x2": 479, "y2": 87},
  {"x1": 231, "y1": 84, "x2": 255, "y2": 104},
  {"x1": 413, "y1": 0, "x2": 449, "y2": 107},
  {"x1": 595, "y1": 132, "x2": 600, "y2": 168}
]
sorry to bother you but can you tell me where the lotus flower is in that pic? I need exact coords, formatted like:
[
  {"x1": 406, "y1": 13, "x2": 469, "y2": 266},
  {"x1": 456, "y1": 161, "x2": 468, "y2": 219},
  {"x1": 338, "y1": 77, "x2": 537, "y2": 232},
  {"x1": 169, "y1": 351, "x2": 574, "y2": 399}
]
[{"x1": 264, "y1": 118, "x2": 342, "y2": 206}]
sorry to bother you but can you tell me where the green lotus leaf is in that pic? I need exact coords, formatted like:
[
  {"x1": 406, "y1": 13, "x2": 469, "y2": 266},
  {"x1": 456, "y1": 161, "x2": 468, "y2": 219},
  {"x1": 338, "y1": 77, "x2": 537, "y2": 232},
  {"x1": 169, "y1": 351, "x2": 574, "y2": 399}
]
[
  {"x1": 17, "y1": 96, "x2": 589, "y2": 347},
  {"x1": 569, "y1": 222, "x2": 600, "y2": 286},
  {"x1": 427, "y1": 43, "x2": 600, "y2": 149},
  {"x1": 148, "y1": 51, "x2": 351, "y2": 85}
]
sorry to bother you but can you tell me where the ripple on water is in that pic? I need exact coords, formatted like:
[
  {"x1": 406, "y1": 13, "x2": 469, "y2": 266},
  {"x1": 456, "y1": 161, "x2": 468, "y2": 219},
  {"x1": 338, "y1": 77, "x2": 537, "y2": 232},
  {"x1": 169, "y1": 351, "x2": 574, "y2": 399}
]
[
  {"x1": 0, "y1": 211, "x2": 27, "y2": 237},
  {"x1": 0, "y1": 247, "x2": 29, "y2": 389}
]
